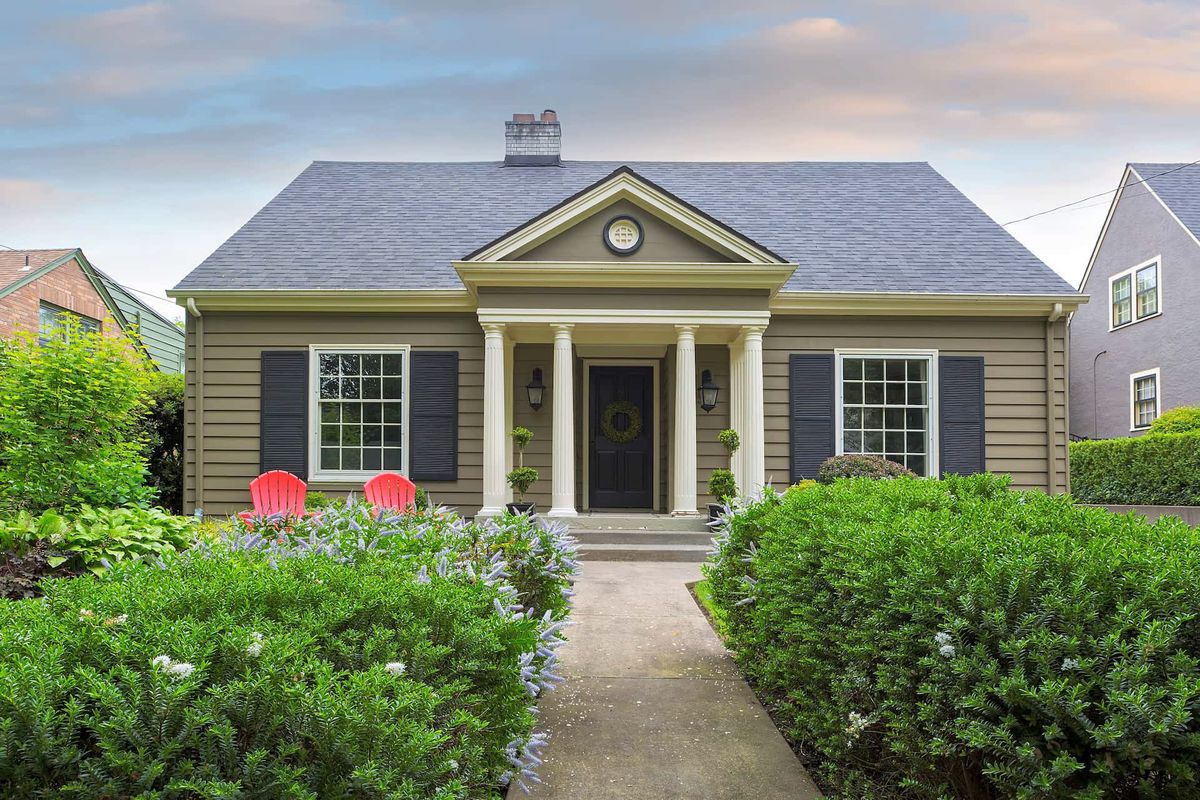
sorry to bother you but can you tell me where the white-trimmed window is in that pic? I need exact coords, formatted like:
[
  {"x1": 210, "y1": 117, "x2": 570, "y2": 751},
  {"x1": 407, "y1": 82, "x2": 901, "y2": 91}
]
[
  {"x1": 836, "y1": 351, "x2": 938, "y2": 477},
  {"x1": 1110, "y1": 258, "x2": 1160, "y2": 329},
  {"x1": 1130, "y1": 368, "x2": 1160, "y2": 431},
  {"x1": 38, "y1": 302, "x2": 100, "y2": 344},
  {"x1": 310, "y1": 346, "x2": 409, "y2": 480}
]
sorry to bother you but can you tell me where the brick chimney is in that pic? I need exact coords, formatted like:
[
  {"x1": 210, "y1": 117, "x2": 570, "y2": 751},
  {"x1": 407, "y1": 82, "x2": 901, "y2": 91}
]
[{"x1": 504, "y1": 109, "x2": 561, "y2": 166}]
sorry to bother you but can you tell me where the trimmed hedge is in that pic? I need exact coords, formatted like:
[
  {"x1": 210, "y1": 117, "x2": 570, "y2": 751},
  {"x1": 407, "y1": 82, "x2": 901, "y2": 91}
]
[
  {"x1": 817, "y1": 454, "x2": 914, "y2": 483},
  {"x1": 0, "y1": 509, "x2": 577, "y2": 797},
  {"x1": 1070, "y1": 431, "x2": 1200, "y2": 505},
  {"x1": 705, "y1": 475, "x2": 1200, "y2": 799},
  {"x1": 1151, "y1": 406, "x2": 1200, "y2": 435}
]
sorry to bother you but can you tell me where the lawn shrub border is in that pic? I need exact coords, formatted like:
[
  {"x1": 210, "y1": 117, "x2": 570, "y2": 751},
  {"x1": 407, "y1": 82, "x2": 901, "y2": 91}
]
[
  {"x1": 1070, "y1": 431, "x2": 1200, "y2": 505},
  {"x1": 705, "y1": 475, "x2": 1200, "y2": 799}
]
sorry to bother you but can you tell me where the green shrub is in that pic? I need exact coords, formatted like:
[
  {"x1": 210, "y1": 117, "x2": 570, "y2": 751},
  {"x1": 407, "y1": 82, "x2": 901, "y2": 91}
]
[
  {"x1": 1151, "y1": 406, "x2": 1200, "y2": 435},
  {"x1": 707, "y1": 468, "x2": 737, "y2": 503},
  {"x1": 506, "y1": 467, "x2": 539, "y2": 503},
  {"x1": 718, "y1": 428, "x2": 740, "y2": 455},
  {"x1": 1070, "y1": 432, "x2": 1200, "y2": 505},
  {"x1": 705, "y1": 475, "x2": 1200, "y2": 799},
  {"x1": 137, "y1": 371, "x2": 184, "y2": 513},
  {"x1": 304, "y1": 489, "x2": 332, "y2": 510},
  {"x1": 0, "y1": 546, "x2": 555, "y2": 797},
  {"x1": 0, "y1": 318, "x2": 153, "y2": 512},
  {"x1": 816, "y1": 453, "x2": 914, "y2": 483}
]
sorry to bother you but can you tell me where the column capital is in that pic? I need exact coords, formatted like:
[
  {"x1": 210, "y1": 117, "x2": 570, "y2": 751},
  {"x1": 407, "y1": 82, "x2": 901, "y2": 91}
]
[
  {"x1": 740, "y1": 324, "x2": 766, "y2": 340},
  {"x1": 674, "y1": 324, "x2": 697, "y2": 338},
  {"x1": 551, "y1": 323, "x2": 575, "y2": 338},
  {"x1": 482, "y1": 322, "x2": 506, "y2": 337}
]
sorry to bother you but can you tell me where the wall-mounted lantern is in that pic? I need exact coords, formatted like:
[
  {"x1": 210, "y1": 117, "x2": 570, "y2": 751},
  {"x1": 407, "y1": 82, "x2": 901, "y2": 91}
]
[
  {"x1": 526, "y1": 368, "x2": 546, "y2": 411},
  {"x1": 698, "y1": 369, "x2": 720, "y2": 413}
]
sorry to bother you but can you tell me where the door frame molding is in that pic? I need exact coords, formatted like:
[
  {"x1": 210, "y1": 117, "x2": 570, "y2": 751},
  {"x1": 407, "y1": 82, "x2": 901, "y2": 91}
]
[{"x1": 581, "y1": 358, "x2": 661, "y2": 512}]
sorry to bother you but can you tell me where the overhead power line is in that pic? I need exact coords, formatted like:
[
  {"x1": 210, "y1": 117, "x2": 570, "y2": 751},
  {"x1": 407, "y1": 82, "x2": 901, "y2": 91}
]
[{"x1": 1002, "y1": 160, "x2": 1200, "y2": 227}]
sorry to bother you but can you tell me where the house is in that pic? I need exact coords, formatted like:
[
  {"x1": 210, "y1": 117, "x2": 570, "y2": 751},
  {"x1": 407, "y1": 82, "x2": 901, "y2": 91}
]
[
  {"x1": 169, "y1": 111, "x2": 1083, "y2": 517},
  {"x1": 1070, "y1": 163, "x2": 1199, "y2": 439},
  {"x1": 0, "y1": 247, "x2": 185, "y2": 373}
]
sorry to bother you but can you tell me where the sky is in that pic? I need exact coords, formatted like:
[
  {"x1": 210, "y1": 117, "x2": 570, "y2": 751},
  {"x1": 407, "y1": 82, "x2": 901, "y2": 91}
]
[{"x1": 3, "y1": 1, "x2": 1199, "y2": 320}]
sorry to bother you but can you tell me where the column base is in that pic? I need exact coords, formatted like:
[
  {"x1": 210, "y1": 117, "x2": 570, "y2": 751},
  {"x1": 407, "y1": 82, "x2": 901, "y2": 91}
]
[
  {"x1": 670, "y1": 508, "x2": 702, "y2": 517},
  {"x1": 547, "y1": 507, "x2": 578, "y2": 518},
  {"x1": 474, "y1": 505, "x2": 505, "y2": 519}
]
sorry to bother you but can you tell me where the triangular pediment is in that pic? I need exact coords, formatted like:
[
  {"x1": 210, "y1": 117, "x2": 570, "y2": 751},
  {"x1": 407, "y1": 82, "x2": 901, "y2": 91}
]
[{"x1": 462, "y1": 167, "x2": 787, "y2": 265}]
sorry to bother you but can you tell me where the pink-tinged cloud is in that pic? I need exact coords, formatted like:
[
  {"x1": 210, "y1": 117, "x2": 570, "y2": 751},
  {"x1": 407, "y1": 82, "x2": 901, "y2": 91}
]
[{"x1": 765, "y1": 17, "x2": 859, "y2": 44}]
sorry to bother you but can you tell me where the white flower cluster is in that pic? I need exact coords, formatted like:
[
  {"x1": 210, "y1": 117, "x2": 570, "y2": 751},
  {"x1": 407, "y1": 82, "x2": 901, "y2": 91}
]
[
  {"x1": 151, "y1": 655, "x2": 196, "y2": 680},
  {"x1": 384, "y1": 661, "x2": 406, "y2": 676},
  {"x1": 934, "y1": 631, "x2": 956, "y2": 658},
  {"x1": 1061, "y1": 657, "x2": 1079, "y2": 671},
  {"x1": 246, "y1": 632, "x2": 264, "y2": 657}
]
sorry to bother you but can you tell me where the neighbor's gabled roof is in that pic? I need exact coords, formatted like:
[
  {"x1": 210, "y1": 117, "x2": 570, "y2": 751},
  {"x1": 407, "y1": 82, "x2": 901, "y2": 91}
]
[
  {"x1": 1129, "y1": 162, "x2": 1200, "y2": 243},
  {"x1": 173, "y1": 160, "x2": 1076, "y2": 295},
  {"x1": 0, "y1": 248, "x2": 78, "y2": 296}
]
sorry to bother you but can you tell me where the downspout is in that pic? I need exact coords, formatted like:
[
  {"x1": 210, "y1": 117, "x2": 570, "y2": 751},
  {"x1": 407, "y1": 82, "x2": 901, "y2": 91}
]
[
  {"x1": 187, "y1": 298, "x2": 204, "y2": 513},
  {"x1": 1045, "y1": 303, "x2": 1064, "y2": 493}
]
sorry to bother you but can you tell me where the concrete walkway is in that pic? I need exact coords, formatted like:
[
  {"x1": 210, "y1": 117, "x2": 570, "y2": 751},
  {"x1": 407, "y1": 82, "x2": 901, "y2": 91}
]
[{"x1": 511, "y1": 561, "x2": 822, "y2": 799}]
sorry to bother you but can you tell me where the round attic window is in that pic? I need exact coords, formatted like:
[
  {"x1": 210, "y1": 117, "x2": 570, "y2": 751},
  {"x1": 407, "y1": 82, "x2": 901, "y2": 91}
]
[{"x1": 603, "y1": 215, "x2": 644, "y2": 255}]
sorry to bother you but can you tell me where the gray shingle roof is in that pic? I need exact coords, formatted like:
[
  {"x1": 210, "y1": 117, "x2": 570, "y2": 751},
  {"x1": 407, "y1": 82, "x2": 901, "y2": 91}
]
[
  {"x1": 174, "y1": 160, "x2": 1075, "y2": 295},
  {"x1": 1130, "y1": 163, "x2": 1200, "y2": 243}
]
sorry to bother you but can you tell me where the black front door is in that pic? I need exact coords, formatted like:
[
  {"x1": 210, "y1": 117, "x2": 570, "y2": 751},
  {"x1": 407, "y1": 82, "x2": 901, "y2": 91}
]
[{"x1": 589, "y1": 366, "x2": 654, "y2": 509}]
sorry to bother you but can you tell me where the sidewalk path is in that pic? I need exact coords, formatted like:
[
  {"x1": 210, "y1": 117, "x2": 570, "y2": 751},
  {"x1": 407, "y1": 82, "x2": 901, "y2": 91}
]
[{"x1": 512, "y1": 561, "x2": 822, "y2": 799}]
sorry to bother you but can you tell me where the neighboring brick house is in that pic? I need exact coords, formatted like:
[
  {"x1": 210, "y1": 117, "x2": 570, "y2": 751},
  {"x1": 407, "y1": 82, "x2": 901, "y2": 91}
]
[
  {"x1": 0, "y1": 248, "x2": 184, "y2": 372},
  {"x1": 1070, "y1": 163, "x2": 1200, "y2": 439}
]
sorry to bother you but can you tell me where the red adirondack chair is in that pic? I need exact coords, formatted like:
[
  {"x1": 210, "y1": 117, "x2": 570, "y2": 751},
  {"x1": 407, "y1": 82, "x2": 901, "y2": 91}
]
[
  {"x1": 364, "y1": 472, "x2": 417, "y2": 514},
  {"x1": 238, "y1": 470, "x2": 308, "y2": 525}
]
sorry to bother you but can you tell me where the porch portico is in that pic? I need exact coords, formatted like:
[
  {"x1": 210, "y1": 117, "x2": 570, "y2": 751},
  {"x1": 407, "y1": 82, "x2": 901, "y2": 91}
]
[{"x1": 474, "y1": 309, "x2": 770, "y2": 518}]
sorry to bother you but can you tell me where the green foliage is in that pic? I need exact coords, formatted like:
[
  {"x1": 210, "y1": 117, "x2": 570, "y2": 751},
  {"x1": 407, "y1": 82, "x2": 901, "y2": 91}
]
[
  {"x1": 304, "y1": 490, "x2": 332, "y2": 510},
  {"x1": 718, "y1": 428, "x2": 740, "y2": 455},
  {"x1": 506, "y1": 467, "x2": 539, "y2": 502},
  {"x1": 46, "y1": 506, "x2": 198, "y2": 575},
  {"x1": 136, "y1": 371, "x2": 184, "y2": 513},
  {"x1": 817, "y1": 453, "x2": 915, "y2": 483},
  {"x1": 705, "y1": 475, "x2": 1200, "y2": 799},
  {"x1": 0, "y1": 318, "x2": 153, "y2": 512},
  {"x1": 0, "y1": 547, "x2": 550, "y2": 797},
  {"x1": 510, "y1": 426, "x2": 534, "y2": 451},
  {"x1": 707, "y1": 468, "x2": 738, "y2": 503},
  {"x1": 1151, "y1": 406, "x2": 1200, "y2": 435},
  {"x1": 1070, "y1": 432, "x2": 1200, "y2": 505},
  {"x1": 414, "y1": 485, "x2": 429, "y2": 510}
]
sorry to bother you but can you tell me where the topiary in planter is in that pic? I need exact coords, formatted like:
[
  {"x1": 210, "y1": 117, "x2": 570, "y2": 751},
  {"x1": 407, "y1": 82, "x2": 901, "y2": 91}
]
[
  {"x1": 817, "y1": 454, "x2": 915, "y2": 484},
  {"x1": 707, "y1": 469, "x2": 738, "y2": 504}
]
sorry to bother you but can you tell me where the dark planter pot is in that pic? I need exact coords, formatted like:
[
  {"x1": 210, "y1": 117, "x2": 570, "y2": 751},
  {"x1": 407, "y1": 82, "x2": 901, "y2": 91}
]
[
  {"x1": 707, "y1": 503, "x2": 725, "y2": 522},
  {"x1": 506, "y1": 502, "x2": 537, "y2": 516}
]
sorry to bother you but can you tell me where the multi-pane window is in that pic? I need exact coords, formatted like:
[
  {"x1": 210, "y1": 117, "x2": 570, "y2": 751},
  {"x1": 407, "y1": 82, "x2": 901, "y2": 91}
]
[
  {"x1": 1111, "y1": 275, "x2": 1132, "y2": 327},
  {"x1": 1131, "y1": 371, "x2": 1159, "y2": 430},
  {"x1": 840, "y1": 356, "x2": 931, "y2": 476},
  {"x1": 38, "y1": 302, "x2": 100, "y2": 343},
  {"x1": 1135, "y1": 264, "x2": 1158, "y2": 318},
  {"x1": 1111, "y1": 260, "x2": 1159, "y2": 328},
  {"x1": 316, "y1": 350, "x2": 406, "y2": 475}
]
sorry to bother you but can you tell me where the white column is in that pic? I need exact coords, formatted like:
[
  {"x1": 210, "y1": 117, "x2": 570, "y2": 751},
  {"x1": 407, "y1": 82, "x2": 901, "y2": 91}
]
[
  {"x1": 548, "y1": 324, "x2": 578, "y2": 517},
  {"x1": 742, "y1": 326, "x2": 766, "y2": 494},
  {"x1": 504, "y1": 336, "x2": 515, "y2": 502},
  {"x1": 729, "y1": 338, "x2": 745, "y2": 489},
  {"x1": 672, "y1": 325, "x2": 699, "y2": 515},
  {"x1": 478, "y1": 323, "x2": 508, "y2": 517}
]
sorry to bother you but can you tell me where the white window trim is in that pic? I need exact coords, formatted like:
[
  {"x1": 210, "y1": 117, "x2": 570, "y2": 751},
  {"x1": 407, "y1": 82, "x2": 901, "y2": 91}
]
[
  {"x1": 1108, "y1": 255, "x2": 1162, "y2": 331},
  {"x1": 307, "y1": 344, "x2": 411, "y2": 483},
  {"x1": 834, "y1": 348, "x2": 940, "y2": 477},
  {"x1": 1129, "y1": 367, "x2": 1161, "y2": 432}
]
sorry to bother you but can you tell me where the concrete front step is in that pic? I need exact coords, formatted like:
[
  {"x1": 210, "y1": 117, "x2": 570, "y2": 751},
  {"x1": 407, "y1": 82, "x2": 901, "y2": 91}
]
[
  {"x1": 576, "y1": 542, "x2": 712, "y2": 562},
  {"x1": 561, "y1": 514, "x2": 712, "y2": 532},
  {"x1": 571, "y1": 529, "x2": 714, "y2": 546}
]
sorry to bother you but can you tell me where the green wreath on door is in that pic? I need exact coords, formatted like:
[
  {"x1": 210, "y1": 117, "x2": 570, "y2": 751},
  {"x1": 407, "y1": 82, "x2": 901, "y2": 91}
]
[{"x1": 599, "y1": 400, "x2": 643, "y2": 444}]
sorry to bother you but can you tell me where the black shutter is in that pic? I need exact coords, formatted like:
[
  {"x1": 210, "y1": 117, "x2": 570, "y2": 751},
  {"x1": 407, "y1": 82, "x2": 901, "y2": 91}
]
[
  {"x1": 789, "y1": 354, "x2": 836, "y2": 481},
  {"x1": 409, "y1": 351, "x2": 459, "y2": 482},
  {"x1": 939, "y1": 356, "x2": 986, "y2": 475},
  {"x1": 260, "y1": 351, "x2": 308, "y2": 478}
]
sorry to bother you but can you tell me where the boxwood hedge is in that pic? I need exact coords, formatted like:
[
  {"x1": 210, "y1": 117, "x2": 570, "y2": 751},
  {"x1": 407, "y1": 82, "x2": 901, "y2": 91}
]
[
  {"x1": 0, "y1": 510, "x2": 577, "y2": 798},
  {"x1": 1070, "y1": 431, "x2": 1200, "y2": 506},
  {"x1": 705, "y1": 475, "x2": 1200, "y2": 799}
]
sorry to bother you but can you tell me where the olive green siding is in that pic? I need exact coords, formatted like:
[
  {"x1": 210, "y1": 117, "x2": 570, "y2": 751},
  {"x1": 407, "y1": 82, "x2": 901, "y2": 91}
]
[
  {"x1": 185, "y1": 311, "x2": 1068, "y2": 516},
  {"x1": 184, "y1": 312, "x2": 484, "y2": 516},
  {"x1": 99, "y1": 274, "x2": 185, "y2": 373},
  {"x1": 514, "y1": 198, "x2": 734, "y2": 263},
  {"x1": 762, "y1": 316, "x2": 1069, "y2": 491}
]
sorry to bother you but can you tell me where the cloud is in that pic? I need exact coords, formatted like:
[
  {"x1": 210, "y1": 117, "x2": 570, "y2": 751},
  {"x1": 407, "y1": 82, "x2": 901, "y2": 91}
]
[{"x1": 765, "y1": 16, "x2": 859, "y2": 43}]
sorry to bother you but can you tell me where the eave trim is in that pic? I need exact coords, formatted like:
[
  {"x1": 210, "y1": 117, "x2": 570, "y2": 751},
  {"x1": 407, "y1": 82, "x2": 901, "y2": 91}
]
[
  {"x1": 168, "y1": 288, "x2": 477, "y2": 312},
  {"x1": 770, "y1": 290, "x2": 1087, "y2": 317}
]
